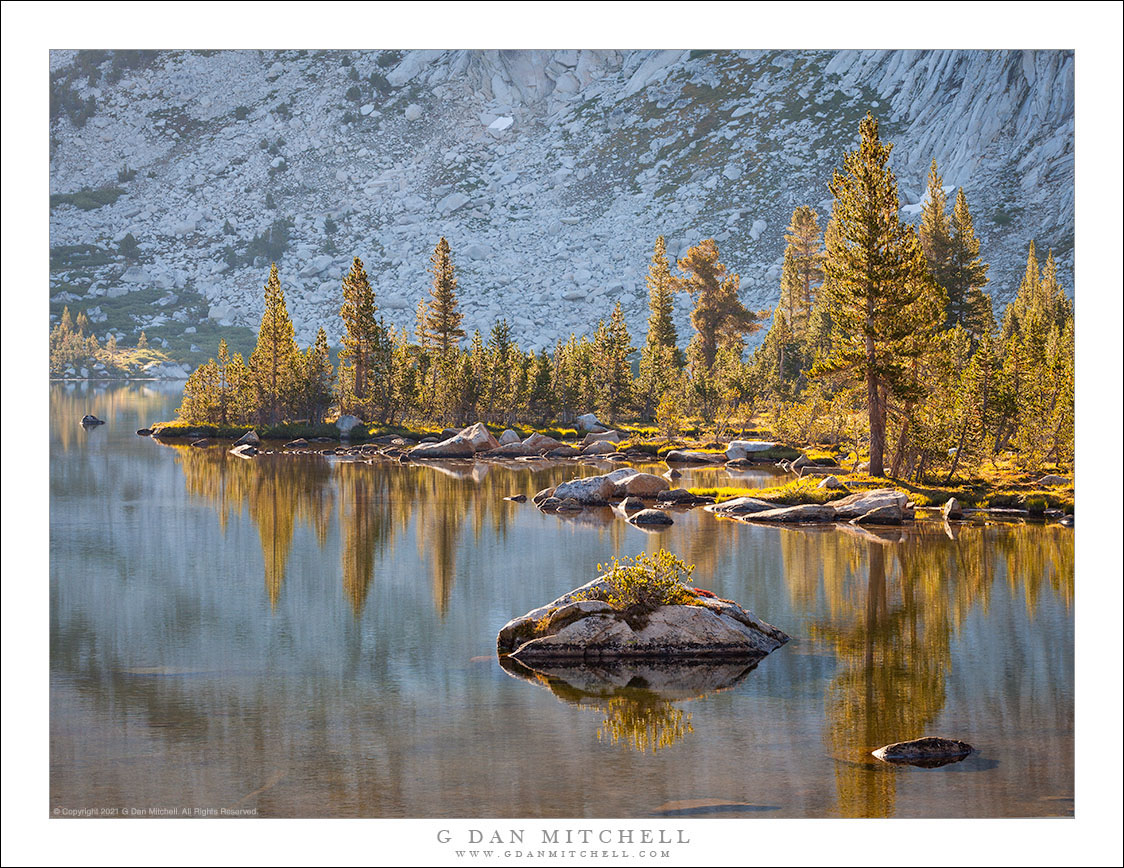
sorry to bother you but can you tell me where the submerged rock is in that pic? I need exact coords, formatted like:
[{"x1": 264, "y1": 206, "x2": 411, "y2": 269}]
[
  {"x1": 630, "y1": 508, "x2": 673, "y2": 526},
  {"x1": 872, "y1": 737, "x2": 974, "y2": 768},
  {"x1": 81, "y1": 414, "x2": 105, "y2": 426},
  {"x1": 229, "y1": 443, "x2": 258, "y2": 459},
  {"x1": 497, "y1": 576, "x2": 789, "y2": 662}
]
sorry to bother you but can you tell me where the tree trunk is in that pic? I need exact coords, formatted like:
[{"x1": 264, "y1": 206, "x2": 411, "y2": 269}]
[{"x1": 867, "y1": 371, "x2": 885, "y2": 477}]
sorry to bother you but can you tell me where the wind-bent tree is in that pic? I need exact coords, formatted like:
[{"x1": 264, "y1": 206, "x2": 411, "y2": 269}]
[
  {"x1": 674, "y1": 238, "x2": 760, "y2": 369},
  {"x1": 814, "y1": 114, "x2": 937, "y2": 476}
]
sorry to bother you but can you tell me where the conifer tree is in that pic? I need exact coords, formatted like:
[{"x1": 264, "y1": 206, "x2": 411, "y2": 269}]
[
  {"x1": 338, "y1": 256, "x2": 380, "y2": 416},
  {"x1": 302, "y1": 327, "x2": 335, "y2": 423},
  {"x1": 814, "y1": 114, "x2": 937, "y2": 476},
  {"x1": 592, "y1": 302, "x2": 634, "y2": 422},
  {"x1": 637, "y1": 236, "x2": 683, "y2": 416},
  {"x1": 946, "y1": 187, "x2": 991, "y2": 335},
  {"x1": 919, "y1": 159, "x2": 954, "y2": 293},
  {"x1": 674, "y1": 239, "x2": 760, "y2": 369},
  {"x1": 426, "y1": 237, "x2": 465, "y2": 357},
  {"x1": 249, "y1": 262, "x2": 300, "y2": 424},
  {"x1": 781, "y1": 205, "x2": 825, "y2": 335}
]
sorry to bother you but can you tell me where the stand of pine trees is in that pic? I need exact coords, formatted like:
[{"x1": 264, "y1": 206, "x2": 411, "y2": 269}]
[{"x1": 176, "y1": 115, "x2": 1073, "y2": 480}]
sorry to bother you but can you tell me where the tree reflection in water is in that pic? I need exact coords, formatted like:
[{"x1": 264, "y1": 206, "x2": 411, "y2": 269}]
[{"x1": 780, "y1": 522, "x2": 1073, "y2": 818}]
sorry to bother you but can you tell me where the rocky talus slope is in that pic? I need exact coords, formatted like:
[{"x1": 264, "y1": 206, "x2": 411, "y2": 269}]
[{"x1": 49, "y1": 49, "x2": 1074, "y2": 367}]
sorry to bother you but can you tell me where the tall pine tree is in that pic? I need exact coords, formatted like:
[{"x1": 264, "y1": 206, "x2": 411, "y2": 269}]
[
  {"x1": 338, "y1": 256, "x2": 380, "y2": 416},
  {"x1": 814, "y1": 114, "x2": 937, "y2": 476},
  {"x1": 426, "y1": 237, "x2": 465, "y2": 357},
  {"x1": 249, "y1": 262, "x2": 300, "y2": 425}
]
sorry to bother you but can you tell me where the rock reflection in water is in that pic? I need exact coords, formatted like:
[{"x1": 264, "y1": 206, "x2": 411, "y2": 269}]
[{"x1": 500, "y1": 656, "x2": 763, "y2": 753}]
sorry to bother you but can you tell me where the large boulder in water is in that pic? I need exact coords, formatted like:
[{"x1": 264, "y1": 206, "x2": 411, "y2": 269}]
[
  {"x1": 497, "y1": 576, "x2": 789, "y2": 662},
  {"x1": 521, "y1": 432, "x2": 564, "y2": 454},
  {"x1": 80, "y1": 414, "x2": 105, "y2": 426},
  {"x1": 410, "y1": 434, "x2": 476, "y2": 459},
  {"x1": 605, "y1": 468, "x2": 669, "y2": 497},
  {"x1": 409, "y1": 422, "x2": 498, "y2": 459},
  {"x1": 458, "y1": 422, "x2": 500, "y2": 452},
  {"x1": 830, "y1": 488, "x2": 908, "y2": 520},
  {"x1": 724, "y1": 440, "x2": 777, "y2": 461},
  {"x1": 552, "y1": 474, "x2": 618, "y2": 505},
  {"x1": 234, "y1": 429, "x2": 260, "y2": 446}
]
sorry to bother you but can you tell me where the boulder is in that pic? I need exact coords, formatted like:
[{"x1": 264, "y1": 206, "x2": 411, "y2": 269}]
[
  {"x1": 582, "y1": 429, "x2": 622, "y2": 446},
  {"x1": 234, "y1": 430, "x2": 260, "y2": 446},
  {"x1": 504, "y1": 494, "x2": 527, "y2": 503},
  {"x1": 656, "y1": 488, "x2": 701, "y2": 505},
  {"x1": 545, "y1": 445, "x2": 581, "y2": 458},
  {"x1": 80, "y1": 414, "x2": 105, "y2": 426},
  {"x1": 532, "y1": 487, "x2": 556, "y2": 506},
  {"x1": 521, "y1": 432, "x2": 564, "y2": 453},
  {"x1": 499, "y1": 428, "x2": 522, "y2": 445},
  {"x1": 581, "y1": 439, "x2": 618, "y2": 455},
  {"x1": 552, "y1": 474, "x2": 618, "y2": 505},
  {"x1": 497, "y1": 577, "x2": 790, "y2": 661},
  {"x1": 336, "y1": 414, "x2": 362, "y2": 435},
  {"x1": 575, "y1": 412, "x2": 604, "y2": 432},
  {"x1": 941, "y1": 497, "x2": 963, "y2": 520},
  {"x1": 229, "y1": 443, "x2": 258, "y2": 459},
  {"x1": 410, "y1": 435, "x2": 476, "y2": 459},
  {"x1": 872, "y1": 737, "x2": 973, "y2": 768},
  {"x1": 817, "y1": 475, "x2": 844, "y2": 490},
  {"x1": 724, "y1": 440, "x2": 777, "y2": 460},
  {"x1": 458, "y1": 422, "x2": 500, "y2": 452},
  {"x1": 708, "y1": 496, "x2": 775, "y2": 516},
  {"x1": 136, "y1": 428, "x2": 153, "y2": 436},
  {"x1": 620, "y1": 496, "x2": 645, "y2": 512},
  {"x1": 1035, "y1": 474, "x2": 1070, "y2": 487},
  {"x1": 738, "y1": 503, "x2": 837, "y2": 523},
  {"x1": 851, "y1": 504, "x2": 903, "y2": 525},
  {"x1": 485, "y1": 442, "x2": 532, "y2": 457},
  {"x1": 537, "y1": 496, "x2": 563, "y2": 511},
  {"x1": 831, "y1": 489, "x2": 908, "y2": 520},
  {"x1": 556, "y1": 498, "x2": 585, "y2": 512},
  {"x1": 664, "y1": 450, "x2": 724, "y2": 464},
  {"x1": 284, "y1": 438, "x2": 310, "y2": 449},
  {"x1": 629, "y1": 508, "x2": 673, "y2": 526},
  {"x1": 605, "y1": 468, "x2": 670, "y2": 498}
]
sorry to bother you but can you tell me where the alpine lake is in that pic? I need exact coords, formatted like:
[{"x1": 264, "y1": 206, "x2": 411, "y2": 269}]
[{"x1": 49, "y1": 381, "x2": 1074, "y2": 819}]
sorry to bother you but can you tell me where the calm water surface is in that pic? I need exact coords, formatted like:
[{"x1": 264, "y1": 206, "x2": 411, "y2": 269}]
[{"x1": 49, "y1": 381, "x2": 1074, "y2": 818}]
